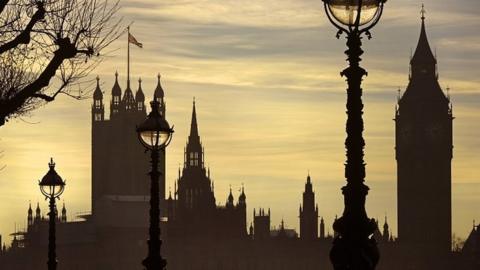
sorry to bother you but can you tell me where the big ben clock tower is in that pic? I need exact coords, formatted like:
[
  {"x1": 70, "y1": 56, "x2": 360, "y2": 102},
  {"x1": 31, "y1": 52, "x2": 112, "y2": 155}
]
[{"x1": 395, "y1": 8, "x2": 453, "y2": 261}]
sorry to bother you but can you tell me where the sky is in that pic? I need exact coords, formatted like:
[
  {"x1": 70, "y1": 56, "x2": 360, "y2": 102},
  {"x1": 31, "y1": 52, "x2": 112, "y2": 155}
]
[{"x1": 1, "y1": 0, "x2": 480, "y2": 246}]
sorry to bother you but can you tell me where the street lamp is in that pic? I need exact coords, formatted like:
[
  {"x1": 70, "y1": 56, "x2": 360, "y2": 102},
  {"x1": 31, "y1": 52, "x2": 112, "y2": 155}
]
[
  {"x1": 322, "y1": 0, "x2": 386, "y2": 270},
  {"x1": 137, "y1": 99, "x2": 174, "y2": 270},
  {"x1": 39, "y1": 158, "x2": 66, "y2": 270}
]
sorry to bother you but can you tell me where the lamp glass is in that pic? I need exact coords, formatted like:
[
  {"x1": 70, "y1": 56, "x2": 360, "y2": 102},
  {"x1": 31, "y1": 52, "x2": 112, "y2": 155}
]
[
  {"x1": 40, "y1": 184, "x2": 65, "y2": 198},
  {"x1": 328, "y1": 0, "x2": 379, "y2": 26},
  {"x1": 139, "y1": 130, "x2": 170, "y2": 149}
]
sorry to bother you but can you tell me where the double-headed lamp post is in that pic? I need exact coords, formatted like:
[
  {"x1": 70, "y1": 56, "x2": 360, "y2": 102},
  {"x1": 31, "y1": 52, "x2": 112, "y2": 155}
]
[
  {"x1": 322, "y1": 0, "x2": 386, "y2": 269},
  {"x1": 137, "y1": 99, "x2": 174, "y2": 270},
  {"x1": 39, "y1": 158, "x2": 66, "y2": 270}
]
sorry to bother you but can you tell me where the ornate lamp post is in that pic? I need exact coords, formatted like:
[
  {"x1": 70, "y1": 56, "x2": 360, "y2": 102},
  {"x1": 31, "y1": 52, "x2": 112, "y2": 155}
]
[
  {"x1": 137, "y1": 99, "x2": 174, "y2": 270},
  {"x1": 39, "y1": 158, "x2": 66, "y2": 270},
  {"x1": 322, "y1": 1, "x2": 386, "y2": 269}
]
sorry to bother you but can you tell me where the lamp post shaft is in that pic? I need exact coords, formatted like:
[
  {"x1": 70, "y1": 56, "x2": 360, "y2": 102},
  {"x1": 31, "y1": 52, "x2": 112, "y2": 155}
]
[
  {"x1": 143, "y1": 148, "x2": 166, "y2": 270},
  {"x1": 330, "y1": 32, "x2": 379, "y2": 270},
  {"x1": 47, "y1": 196, "x2": 57, "y2": 270}
]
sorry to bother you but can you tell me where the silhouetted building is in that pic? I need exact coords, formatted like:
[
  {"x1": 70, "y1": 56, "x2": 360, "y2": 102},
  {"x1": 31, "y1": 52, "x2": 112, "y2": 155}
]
[
  {"x1": 299, "y1": 174, "x2": 319, "y2": 240},
  {"x1": 395, "y1": 12, "x2": 453, "y2": 262},
  {"x1": 0, "y1": 10, "x2": 477, "y2": 270}
]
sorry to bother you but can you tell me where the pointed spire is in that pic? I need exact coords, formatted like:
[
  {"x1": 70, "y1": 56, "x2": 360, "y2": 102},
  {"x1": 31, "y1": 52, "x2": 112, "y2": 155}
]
[
  {"x1": 112, "y1": 71, "x2": 122, "y2": 96},
  {"x1": 411, "y1": 4, "x2": 436, "y2": 67},
  {"x1": 93, "y1": 75, "x2": 103, "y2": 100},
  {"x1": 36, "y1": 202, "x2": 41, "y2": 214},
  {"x1": 227, "y1": 185, "x2": 234, "y2": 206},
  {"x1": 190, "y1": 98, "x2": 199, "y2": 138},
  {"x1": 420, "y1": 3, "x2": 426, "y2": 21},
  {"x1": 239, "y1": 183, "x2": 246, "y2": 203},
  {"x1": 154, "y1": 73, "x2": 164, "y2": 101}
]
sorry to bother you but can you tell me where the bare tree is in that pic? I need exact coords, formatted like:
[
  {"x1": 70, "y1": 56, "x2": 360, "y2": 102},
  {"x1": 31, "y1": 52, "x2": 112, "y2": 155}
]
[{"x1": 0, "y1": 0, "x2": 123, "y2": 126}]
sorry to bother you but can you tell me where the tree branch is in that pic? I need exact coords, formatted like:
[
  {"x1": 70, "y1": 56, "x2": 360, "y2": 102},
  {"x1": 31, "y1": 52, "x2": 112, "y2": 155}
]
[
  {"x1": 0, "y1": 39, "x2": 77, "y2": 124},
  {"x1": 0, "y1": 2, "x2": 45, "y2": 55}
]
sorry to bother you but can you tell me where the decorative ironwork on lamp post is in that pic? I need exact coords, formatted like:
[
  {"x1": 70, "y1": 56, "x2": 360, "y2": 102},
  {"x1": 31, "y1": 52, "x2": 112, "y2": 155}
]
[
  {"x1": 137, "y1": 98, "x2": 174, "y2": 270},
  {"x1": 322, "y1": 0, "x2": 387, "y2": 269},
  {"x1": 39, "y1": 158, "x2": 66, "y2": 270}
]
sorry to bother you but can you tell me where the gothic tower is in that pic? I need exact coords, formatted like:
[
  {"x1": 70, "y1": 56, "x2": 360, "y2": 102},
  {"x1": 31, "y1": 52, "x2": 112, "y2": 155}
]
[
  {"x1": 382, "y1": 215, "x2": 390, "y2": 243},
  {"x1": 91, "y1": 73, "x2": 166, "y2": 227},
  {"x1": 176, "y1": 100, "x2": 216, "y2": 233},
  {"x1": 299, "y1": 174, "x2": 318, "y2": 240},
  {"x1": 27, "y1": 203, "x2": 33, "y2": 227},
  {"x1": 395, "y1": 9, "x2": 453, "y2": 256},
  {"x1": 320, "y1": 217, "x2": 325, "y2": 240}
]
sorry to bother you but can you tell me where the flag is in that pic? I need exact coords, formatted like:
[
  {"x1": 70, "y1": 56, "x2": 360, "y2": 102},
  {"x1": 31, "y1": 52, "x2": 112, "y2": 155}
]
[{"x1": 128, "y1": 32, "x2": 143, "y2": 48}]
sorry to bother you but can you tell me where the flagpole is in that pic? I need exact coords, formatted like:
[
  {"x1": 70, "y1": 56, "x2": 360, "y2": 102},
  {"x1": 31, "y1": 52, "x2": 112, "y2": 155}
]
[{"x1": 127, "y1": 26, "x2": 130, "y2": 89}]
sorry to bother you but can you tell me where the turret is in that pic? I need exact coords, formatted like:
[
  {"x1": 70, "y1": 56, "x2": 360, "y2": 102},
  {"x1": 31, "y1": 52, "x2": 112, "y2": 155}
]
[
  {"x1": 154, "y1": 74, "x2": 166, "y2": 117},
  {"x1": 320, "y1": 217, "x2": 325, "y2": 239},
  {"x1": 238, "y1": 185, "x2": 246, "y2": 206},
  {"x1": 135, "y1": 78, "x2": 145, "y2": 112},
  {"x1": 27, "y1": 202, "x2": 33, "y2": 226},
  {"x1": 226, "y1": 187, "x2": 234, "y2": 208},
  {"x1": 110, "y1": 71, "x2": 122, "y2": 117},
  {"x1": 92, "y1": 76, "x2": 104, "y2": 122},
  {"x1": 383, "y1": 215, "x2": 390, "y2": 243},
  {"x1": 35, "y1": 202, "x2": 41, "y2": 221},
  {"x1": 300, "y1": 173, "x2": 318, "y2": 240},
  {"x1": 61, "y1": 202, "x2": 67, "y2": 223}
]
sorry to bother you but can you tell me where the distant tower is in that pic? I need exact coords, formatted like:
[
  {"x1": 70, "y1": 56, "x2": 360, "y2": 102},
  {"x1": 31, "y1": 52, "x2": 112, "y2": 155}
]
[
  {"x1": 176, "y1": 100, "x2": 216, "y2": 231},
  {"x1": 253, "y1": 208, "x2": 271, "y2": 240},
  {"x1": 238, "y1": 186, "x2": 247, "y2": 236},
  {"x1": 27, "y1": 203, "x2": 33, "y2": 226},
  {"x1": 320, "y1": 217, "x2": 325, "y2": 239},
  {"x1": 110, "y1": 72, "x2": 122, "y2": 116},
  {"x1": 383, "y1": 215, "x2": 390, "y2": 243},
  {"x1": 92, "y1": 76, "x2": 104, "y2": 122},
  {"x1": 35, "y1": 202, "x2": 41, "y2": 222},
  {"x1": 299, "y1": 174, "x2": 318, "y2": 240},
  {"x1": 395, "y1": 7, "x2": 452, "y2": 256},
  {"x1": 61, "y1": 202, "x2": 67, "y2": 223}
]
